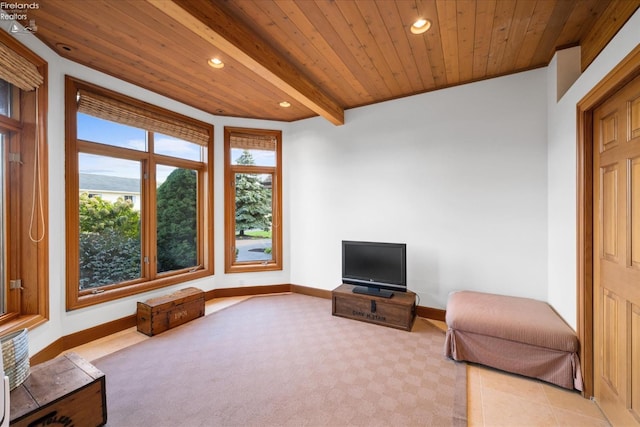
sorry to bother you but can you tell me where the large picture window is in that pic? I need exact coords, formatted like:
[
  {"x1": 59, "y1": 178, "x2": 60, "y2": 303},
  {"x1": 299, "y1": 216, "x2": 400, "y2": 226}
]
[
  {"x1": 224, "y1": 127, "x2": 282, "y2": 273},
  {"x1": 66, "y1": 77, "x2": 213, "y2": 309},
  {"x1": 0, "y1": 32, "x2": 48, "y2": 332}
]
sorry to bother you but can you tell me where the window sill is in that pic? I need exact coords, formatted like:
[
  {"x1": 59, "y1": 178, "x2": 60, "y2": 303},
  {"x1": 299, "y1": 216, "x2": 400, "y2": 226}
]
[
  {"x1": 0, "y1": 314, "x2": 48, "y2": 337},
  {"x1": 225, "y1": 262, "x2": 282, "y2": 274},
  {"x1": 68, "y1": 268, "x2": 213, "y2": 310}
]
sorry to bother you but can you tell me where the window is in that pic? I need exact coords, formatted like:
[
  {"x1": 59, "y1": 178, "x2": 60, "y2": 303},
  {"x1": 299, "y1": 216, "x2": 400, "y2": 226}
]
[
  {"x1": 0, "y1": 32, "x2": 48, "y2": 332},
  {"x1": 224, "y1": 127, "x2": 282, "y2": 273},
  {"x1": 66, "y1": 77, "x2": 213, "y2": 310}
]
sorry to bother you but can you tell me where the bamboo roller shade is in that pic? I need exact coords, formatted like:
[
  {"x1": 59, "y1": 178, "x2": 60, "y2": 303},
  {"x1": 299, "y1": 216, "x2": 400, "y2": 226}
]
[
  {"x1": 77, "y1": 89, "x2": 210, "y2": 146},
  {"x1": 0, "y1": 41, "x2": 43, "y2": 91},
  {"x1": 230, "y1": 133, "x2": 277, "y2": 151}
]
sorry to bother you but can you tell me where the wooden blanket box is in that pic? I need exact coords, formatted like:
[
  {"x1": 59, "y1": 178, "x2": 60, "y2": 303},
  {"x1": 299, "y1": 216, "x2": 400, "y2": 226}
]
[
  {"x1": 136, "y1": 287, "x2": 205, "y2": 336},
  {"x1": 10, "y1": 352, "x2": 106, "y2": 427}
]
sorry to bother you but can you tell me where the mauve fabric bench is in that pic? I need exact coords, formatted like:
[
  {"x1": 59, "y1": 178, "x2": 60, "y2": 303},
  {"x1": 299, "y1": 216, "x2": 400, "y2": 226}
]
[{"x1": 444, "y1": 290, "x2": 583, "y2": 390}]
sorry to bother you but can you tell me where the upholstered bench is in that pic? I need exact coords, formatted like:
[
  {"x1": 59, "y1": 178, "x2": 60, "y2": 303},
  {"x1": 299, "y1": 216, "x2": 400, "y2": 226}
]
[{"x1": 444, "y1": 290, "x2": 583, "y2": 390}]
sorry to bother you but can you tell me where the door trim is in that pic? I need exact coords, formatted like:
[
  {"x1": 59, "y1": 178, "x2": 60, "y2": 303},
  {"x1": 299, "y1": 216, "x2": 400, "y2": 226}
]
[{"x1": 577, "y1": 44, "x2": 640, "y2": 398}]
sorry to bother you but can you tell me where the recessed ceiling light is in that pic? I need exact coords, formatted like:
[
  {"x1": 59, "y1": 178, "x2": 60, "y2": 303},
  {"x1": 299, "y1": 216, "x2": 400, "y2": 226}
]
[
  {"x1": 208, "y1": 58, "x2": 224, "y2": 69},
  {"x1": 279, "y1": 101, "x2": 291, "y2": 108},
  {"x1": 410, "y1": 18, "x2": 431, "y2": 35},
  {"x1": 56, "y1": 43, "x2": 74, "y2": 52}
]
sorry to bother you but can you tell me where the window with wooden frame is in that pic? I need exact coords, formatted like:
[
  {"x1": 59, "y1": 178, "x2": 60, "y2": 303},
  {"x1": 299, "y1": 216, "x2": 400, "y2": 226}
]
[
  {"x1": 0, "y1": 32, "x2": 49, "y2": 333},
  {"x1": 65, "y1": 77, "x2": 213, "y2": 310},
  {"x1": 224, "y1": 127, "x2": 282, "y2": 273}
]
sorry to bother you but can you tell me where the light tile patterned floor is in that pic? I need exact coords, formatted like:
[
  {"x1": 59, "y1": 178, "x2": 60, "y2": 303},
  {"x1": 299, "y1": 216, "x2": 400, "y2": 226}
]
[
  {"x1": 64, "y1": 296, "x2": 611, "y2": 427},
  {"x1": 468, "y1": 365, "x2": 610, "y2": 427}
]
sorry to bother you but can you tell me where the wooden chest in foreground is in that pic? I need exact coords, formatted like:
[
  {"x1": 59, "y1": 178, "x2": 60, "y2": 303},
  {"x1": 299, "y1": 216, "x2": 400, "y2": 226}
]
[
  {"x1": 10, "y1": 352, "x2": 106, "y2": 427},
  {"x1": 137, "y1": 287, "x2": 205, "y2": 336},
  {"x1": 332, "y1": 284, "x2": 416, "y2": 331}
]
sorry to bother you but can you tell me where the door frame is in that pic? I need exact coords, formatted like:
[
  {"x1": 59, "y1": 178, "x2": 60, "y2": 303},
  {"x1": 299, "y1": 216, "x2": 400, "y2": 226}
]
[{"x1": 577, "y1": 44, "x2": 640, "y2": 399}]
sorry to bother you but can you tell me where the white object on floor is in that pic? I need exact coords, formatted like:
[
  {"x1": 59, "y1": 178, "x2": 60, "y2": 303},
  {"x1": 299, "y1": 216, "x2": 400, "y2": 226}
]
[{"x1": 0, "y1": 345, "x2": 9, "y2": 427}]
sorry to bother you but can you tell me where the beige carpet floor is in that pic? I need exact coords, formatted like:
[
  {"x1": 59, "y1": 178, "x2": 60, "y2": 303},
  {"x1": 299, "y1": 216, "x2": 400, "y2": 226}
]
[{"x1": 94, "y1": 293, "x2": 467, "y2": 426}]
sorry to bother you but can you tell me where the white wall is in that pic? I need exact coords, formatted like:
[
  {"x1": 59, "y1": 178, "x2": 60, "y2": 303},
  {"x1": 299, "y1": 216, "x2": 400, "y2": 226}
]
[
  {"x1": 4, "y1": 27, "x2": 291, "y2": 355},
  {"x1": 547, "y1": 9, "x2": 640, "y2": 329},
  {"x1": 287, "y1": 70, "x2": 549, "y2": 310}
]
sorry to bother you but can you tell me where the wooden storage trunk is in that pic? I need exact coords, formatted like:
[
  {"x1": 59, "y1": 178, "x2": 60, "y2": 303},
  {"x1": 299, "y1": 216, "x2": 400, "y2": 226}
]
[
  {"x1": 332, "y1": 284, "x2": 416, "y2": 331},
  {"x1": 137, "y1": 287, "x2": 205, "y2": 336},
  {"x1": 10, "y1": 352, "x2": 106, "y2": 427}
]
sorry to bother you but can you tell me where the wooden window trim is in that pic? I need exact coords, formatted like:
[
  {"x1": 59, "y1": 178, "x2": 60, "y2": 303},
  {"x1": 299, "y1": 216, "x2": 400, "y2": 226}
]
[
  {"x1": 224, "y1": 127, "x2": 282, "y2": 273},
  {"x1": 0, "y1": 32, "x2": 49, "y2": 333},
  {"x1": 65, "y1": 77, "x2": 214, "y2": 310}
]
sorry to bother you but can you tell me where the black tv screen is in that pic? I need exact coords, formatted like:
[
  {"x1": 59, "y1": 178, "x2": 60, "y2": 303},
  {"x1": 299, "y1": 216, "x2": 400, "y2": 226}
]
[{"x1": 342, "y1": 241, "x2": 406, "y2": 297}]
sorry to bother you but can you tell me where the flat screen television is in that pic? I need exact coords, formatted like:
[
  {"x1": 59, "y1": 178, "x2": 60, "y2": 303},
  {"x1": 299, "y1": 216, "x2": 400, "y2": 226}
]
[{"x1": 342, "y1": 240, "x2": 406, "y2": 298}]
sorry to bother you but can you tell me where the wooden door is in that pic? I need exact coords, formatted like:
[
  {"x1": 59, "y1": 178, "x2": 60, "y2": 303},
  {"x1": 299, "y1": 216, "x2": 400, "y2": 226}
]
[{"x1": 593, "y1": 73, "x2": 640, "y2": 426}]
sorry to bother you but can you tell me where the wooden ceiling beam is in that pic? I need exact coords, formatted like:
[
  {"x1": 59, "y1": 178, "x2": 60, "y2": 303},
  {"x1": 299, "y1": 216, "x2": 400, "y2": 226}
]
[{"x1": 146, "y1": 0, "x2": 345, "y2": 126}]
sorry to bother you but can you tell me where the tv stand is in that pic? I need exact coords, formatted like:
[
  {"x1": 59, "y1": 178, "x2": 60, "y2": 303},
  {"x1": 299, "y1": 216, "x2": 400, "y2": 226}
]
[
  {"x1": 352, "y1": 285, "x2": 394, "y2": 298},
  {"x1": 332, "y1": 284, "x2": 416, "y2": 331}
]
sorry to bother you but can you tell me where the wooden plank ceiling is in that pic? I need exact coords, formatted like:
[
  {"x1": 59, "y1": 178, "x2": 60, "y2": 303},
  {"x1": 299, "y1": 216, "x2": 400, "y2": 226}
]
[{"x1": 15, "y1": 0, "x2": 640, "y2": 125}]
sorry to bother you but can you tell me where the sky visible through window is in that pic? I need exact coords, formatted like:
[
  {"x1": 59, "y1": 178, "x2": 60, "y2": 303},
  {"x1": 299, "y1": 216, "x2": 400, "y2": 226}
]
[
  {"x1": 78, "y1": 114, "x2": 276, "y2": 183},
  {"x1": 231, "y1": 148, "x2": 276, "y2": 167},
  {"x1": 77, "y1": 113, "x2": 202, "y2": 184}
]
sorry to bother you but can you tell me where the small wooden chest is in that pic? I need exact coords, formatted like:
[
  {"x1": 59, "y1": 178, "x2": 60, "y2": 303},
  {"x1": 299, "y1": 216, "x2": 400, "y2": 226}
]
[
  {"x1": 10, "y1": 352, "x2": 106, "y2": 427},
  {"x1": 136, "y1": 287, "x2": 205, "y2": 336},
  {"x1": 332, "y1": 284, "x2": 416, "y2": 331}
]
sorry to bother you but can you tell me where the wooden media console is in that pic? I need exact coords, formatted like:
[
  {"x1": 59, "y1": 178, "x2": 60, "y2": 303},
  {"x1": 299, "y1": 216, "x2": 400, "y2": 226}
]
[{"x1": 332, "y1": 284, "x2": 416, "y2": 331}]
